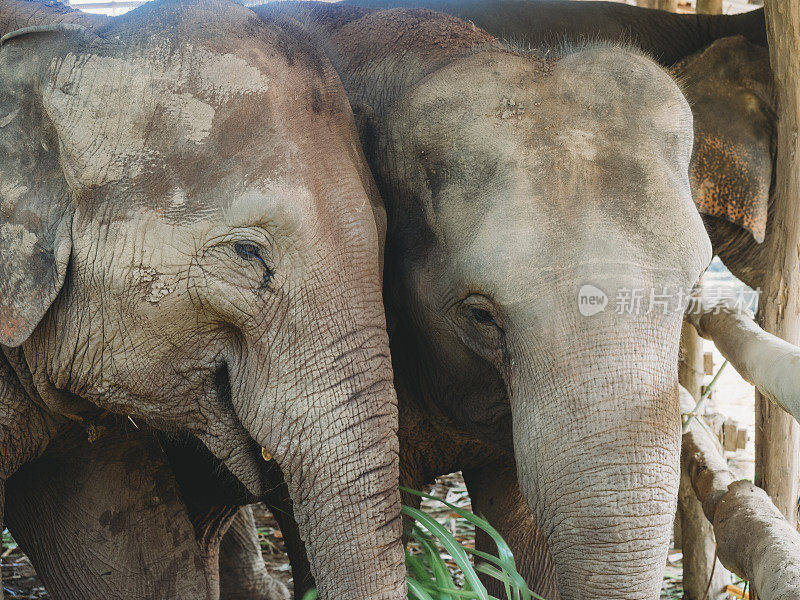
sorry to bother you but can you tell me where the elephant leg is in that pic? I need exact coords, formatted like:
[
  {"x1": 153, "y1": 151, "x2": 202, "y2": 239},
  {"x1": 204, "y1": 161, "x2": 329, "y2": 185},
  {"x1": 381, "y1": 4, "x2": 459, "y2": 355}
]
[
  {"x1": 0, "y1": 351, "x2": 64, "y2": 600},
  {"x1": 463, "y1": 460, "x2": 560, "y2": 600},
  {"x1": 218, "y1": 506, "x2": 289, "y2": 600},
  {"x1": 4, "y1": 417, "x2": 215, "y2": 600}
]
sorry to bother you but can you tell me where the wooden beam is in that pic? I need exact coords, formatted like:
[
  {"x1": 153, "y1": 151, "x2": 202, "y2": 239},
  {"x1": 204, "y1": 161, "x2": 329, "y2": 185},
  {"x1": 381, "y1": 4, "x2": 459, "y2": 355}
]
[
  {"x1": 696, "y1": 0, "x2": 723, "y2": 14},
  {"x1": 757, "y1": 0, "x2": 800, "y2": 528},
  {"x1": 681, "y1": 386, "x2": 800, "y2": 599},
  {"x1": 686, "y1": 300, "x2": 800, "y2": 424},
  {"x1": 678, "y1": 317, "x2": 730, "y2": 599}
]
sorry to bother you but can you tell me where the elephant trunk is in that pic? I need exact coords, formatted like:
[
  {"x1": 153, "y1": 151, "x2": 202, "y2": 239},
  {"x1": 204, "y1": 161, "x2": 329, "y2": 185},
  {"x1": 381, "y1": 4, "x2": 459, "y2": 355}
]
[
  {"x1": 240, "y1": 327, "x2": 406, "y2": 600},
  {"x1": 511, "y1": 319, "x2": 683, "y2": 600}
]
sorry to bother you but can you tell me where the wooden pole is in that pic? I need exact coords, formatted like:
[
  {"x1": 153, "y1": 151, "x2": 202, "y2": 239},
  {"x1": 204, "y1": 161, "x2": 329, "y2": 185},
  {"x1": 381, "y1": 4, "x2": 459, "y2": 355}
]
[
  {"x1": 636, "y1": 0, "x2": 679, "y2": 11},
  {"x1": 696, "y1": 0, "x2": 723, "y2": 14},
  {"x1": 686, "y1": 299, "x2": 800, "y2": 424},
  {"x1": 678, "y1": 326, "x2": 730, "y2": 599},
  {"x1": 756, "y1": 0, "x2": 800, "y2": 529},
  {"x1": 682, "y1": 393, "x2": 800, "y2": 600}
]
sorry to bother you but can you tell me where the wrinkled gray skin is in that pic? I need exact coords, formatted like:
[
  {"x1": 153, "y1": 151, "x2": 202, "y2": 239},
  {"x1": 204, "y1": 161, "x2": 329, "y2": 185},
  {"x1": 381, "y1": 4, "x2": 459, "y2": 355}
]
[
  {"x1": 0, "y1": 1, "x2": 406, "y2": 599},
  {"x1": 248, "y1": 5, "x2": 712, "y2": 599}
]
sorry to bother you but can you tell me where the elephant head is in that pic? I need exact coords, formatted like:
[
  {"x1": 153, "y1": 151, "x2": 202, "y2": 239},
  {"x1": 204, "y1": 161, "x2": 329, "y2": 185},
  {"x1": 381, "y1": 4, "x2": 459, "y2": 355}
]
[
  {"x1": 377, "y1": 47, "x2": 711, "y2": 599},
  {"x1": 0, "y1": 2, "x2": 404, "y2": 598},
  {"x1": 673, "y1": 35, "x2": 775, "y2": 291}
]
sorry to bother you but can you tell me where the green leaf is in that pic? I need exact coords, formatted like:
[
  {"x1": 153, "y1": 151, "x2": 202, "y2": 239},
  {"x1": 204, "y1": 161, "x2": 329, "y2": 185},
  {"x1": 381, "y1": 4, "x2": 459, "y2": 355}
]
[
  {"x1": 402, "y1": 487, "x2": 516, "y2": 570},
  {"x1": 408, "y1": 578, "x2": 439, "y2": 600},
  {"x1": 406, "y1": 550, "x2": 436, "y2": 589},
  {"x1": 402, "y1": 505, "x2": 490, "y2": 600},
  {"x1": 301, "y1": 589, "x2": 318, "y2": 600}
]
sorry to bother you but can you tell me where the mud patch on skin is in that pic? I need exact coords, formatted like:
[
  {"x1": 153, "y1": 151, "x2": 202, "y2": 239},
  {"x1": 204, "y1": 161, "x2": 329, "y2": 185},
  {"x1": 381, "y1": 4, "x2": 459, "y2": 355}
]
[
  {"x1": 131, "y1": 265, "x2": 178, "y2": 304},
  {"x1": 42, "y1": 46, "x2": 272, "y2": 189},
  {"x1": 0, "y1": 180, "x2": 29, "y2": 214},
  {"x1": 98, "y1": 509, "x2": 126, "y2": 535},
  {"x1": 166, "y1": 94, "x2": 216, "y2": 143},
  {"x1": 557, "y1": 128, "x2": 597, "y2": 162},
  {"x1": 0, "y1": 223, "x2": 37, "y2": 254},
  {"x1": 496, "y1": 96, "x2": 525, "y2": 120}
]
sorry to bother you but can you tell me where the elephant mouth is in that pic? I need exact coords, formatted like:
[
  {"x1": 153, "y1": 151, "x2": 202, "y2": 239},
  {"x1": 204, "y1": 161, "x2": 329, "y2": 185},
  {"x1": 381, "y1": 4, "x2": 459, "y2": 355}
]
[{"x1": 198, "y1": 362, "x2": 273, "y2": 497}]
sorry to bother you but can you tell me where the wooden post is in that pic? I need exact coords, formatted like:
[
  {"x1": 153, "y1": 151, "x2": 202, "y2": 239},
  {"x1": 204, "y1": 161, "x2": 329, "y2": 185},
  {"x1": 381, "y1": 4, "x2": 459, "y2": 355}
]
[
  {"x1": 755, "y1": 0, "x2": 800, "y2": 529},
  {"x1": 636, "y1": 0, "x2": 679, "y2": 11},
  {"x1": 678, "y1": 354, "x2": 731, "y2": 600},
  {"x1": 696, "y1": 0, "x2": 723, "y2": 14}
]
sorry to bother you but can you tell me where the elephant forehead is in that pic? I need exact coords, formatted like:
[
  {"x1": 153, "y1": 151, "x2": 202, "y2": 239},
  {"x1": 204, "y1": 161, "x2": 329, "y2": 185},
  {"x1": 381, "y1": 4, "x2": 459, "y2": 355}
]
[
  {"x1": 392, "y1": 52, "x2": 695, "y2": 234},
  {"x1": 396, "y1": 47, "x2": 692, "y2": 155},
  {"x1": 41, "y1": 46, "x2": 281, "y2": 190}
]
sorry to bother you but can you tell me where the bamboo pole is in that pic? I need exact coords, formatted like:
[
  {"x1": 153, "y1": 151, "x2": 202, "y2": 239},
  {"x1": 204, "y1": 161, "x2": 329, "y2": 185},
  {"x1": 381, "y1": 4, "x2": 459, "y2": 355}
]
[
  {"x1": 636, "y1": 0, "x2": 679, "y2": 11},
  {"x1": 696, "y1": 0, "x2": 723, "y2": 14},
  {"x1": 756, "y1": 0, "x2": 800, "y2": 528}
]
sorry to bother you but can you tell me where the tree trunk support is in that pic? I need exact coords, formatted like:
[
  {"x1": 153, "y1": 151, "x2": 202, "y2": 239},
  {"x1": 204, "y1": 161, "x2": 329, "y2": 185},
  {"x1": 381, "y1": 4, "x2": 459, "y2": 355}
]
[{"x1": 757, "y1": 0, "x2": 800, "y2": 530}]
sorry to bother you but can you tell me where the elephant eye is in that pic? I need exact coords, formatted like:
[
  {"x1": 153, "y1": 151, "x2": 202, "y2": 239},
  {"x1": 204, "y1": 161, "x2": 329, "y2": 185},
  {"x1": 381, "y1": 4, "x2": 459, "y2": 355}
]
[
  {"x1": 471, "y1": 308, "x2": 496, "y2": 325},
  {"x1": 235, "y1": 242, "x2": 261, "y2": 261},
  {"x1": 233, "y1": 241, "x2": 274, "y2": 288}
]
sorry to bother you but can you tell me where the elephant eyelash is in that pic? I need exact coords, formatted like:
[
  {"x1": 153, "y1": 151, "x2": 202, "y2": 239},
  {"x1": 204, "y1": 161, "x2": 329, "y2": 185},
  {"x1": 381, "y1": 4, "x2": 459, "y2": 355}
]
[{"x1": 234, "y1": 241, "x2": 275, "y2": 289}]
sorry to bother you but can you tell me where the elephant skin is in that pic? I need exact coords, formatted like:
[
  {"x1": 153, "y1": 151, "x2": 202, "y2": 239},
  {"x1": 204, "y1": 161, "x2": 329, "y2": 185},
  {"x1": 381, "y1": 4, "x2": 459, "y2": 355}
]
[{"x1": 0, "y1": 1, "x2": 406, "y2": 599}]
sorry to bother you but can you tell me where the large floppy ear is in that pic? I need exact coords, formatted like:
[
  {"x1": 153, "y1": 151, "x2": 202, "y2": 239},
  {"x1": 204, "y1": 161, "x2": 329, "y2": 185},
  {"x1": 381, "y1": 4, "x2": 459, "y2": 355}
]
[
  {"x1": 0, "y1": 25, "x2": 84, "y2": 347},
  {"x1": 672, "y1": 36, "x2": 775, "y2": 244}
]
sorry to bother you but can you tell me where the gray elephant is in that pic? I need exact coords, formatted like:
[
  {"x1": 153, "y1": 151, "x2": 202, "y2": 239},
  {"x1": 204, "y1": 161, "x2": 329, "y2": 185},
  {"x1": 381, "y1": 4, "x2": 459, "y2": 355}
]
[
  {"x1": 0, "y1": 1, "x2": 407, "y2": 599},
  {"x1": 166, "y1": 6, "x2": 778, "y2": 598},
  {"x1": 243, "y1": 3, "x2": 713, "y2": 599},
  {"x1": 342, "y1": 0, "x2": 775, "y2": 292}
]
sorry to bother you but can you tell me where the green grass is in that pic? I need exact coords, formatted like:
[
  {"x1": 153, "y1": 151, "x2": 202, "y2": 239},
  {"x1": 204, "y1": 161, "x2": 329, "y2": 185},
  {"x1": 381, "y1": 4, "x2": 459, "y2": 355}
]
[
  {"x1": 301, "y1": 487, "x2": 544, "y2": 600},
  {"x1": 2, "y1": 529, "x2": 17, "y2": 551}
]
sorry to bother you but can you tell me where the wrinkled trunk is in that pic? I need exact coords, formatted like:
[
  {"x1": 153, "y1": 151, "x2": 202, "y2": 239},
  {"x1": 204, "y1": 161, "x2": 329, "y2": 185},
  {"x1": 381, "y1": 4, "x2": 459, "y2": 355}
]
[
  {"x1": 510, "y1": 315, "x2": 683, "y2": 600},
  {"x1": 235, "y1": 330, "x2": 405, "y2": 600}
]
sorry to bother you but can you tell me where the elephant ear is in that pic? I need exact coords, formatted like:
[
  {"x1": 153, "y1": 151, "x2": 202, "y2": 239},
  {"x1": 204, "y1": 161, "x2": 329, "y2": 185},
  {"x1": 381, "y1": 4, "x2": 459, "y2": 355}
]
[
  {"x1": 0, "y1": 26, "x2": 84, "y2": 347},
  {"x1": 673, "y1": 36, "x2": 775, "y2": 243}
]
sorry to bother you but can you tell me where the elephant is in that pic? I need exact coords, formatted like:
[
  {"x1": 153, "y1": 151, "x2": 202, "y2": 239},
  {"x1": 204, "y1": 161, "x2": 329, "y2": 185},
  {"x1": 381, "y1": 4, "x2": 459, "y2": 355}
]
[
  {"x1": 240, "y1": 7, "x2": 769, "y2": 599},
  {"x1": 187, "y1": 7, "x2": 776, "y2": 598},
  {"x1": 341, "y1": 0, "x2": 767, "y2": 65},
  {"x1": 240, "y1": 3, "x2": 715, "y2": 599},
  {"x1": 0, "y1": 0, "x2": 408, "y2": 598},
  {"x1": 340, "y1": 0, "x2": 775, "y2": 292}
]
